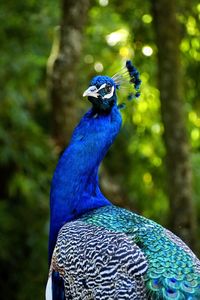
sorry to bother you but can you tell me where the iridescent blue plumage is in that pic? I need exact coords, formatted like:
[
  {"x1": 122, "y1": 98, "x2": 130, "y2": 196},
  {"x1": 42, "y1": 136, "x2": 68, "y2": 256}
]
[
  {"x1": 90, "y1": 75, "x2": 116, "y2": 88},
  {"x1": 48, "y1": 106, "x2": 121, "y2": 263},
  {"x1": 46, "y1": 61, "x2": 200, "y2": 300}
]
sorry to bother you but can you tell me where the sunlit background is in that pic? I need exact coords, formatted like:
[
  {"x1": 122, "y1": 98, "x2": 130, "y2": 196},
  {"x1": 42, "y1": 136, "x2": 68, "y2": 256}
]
[{"x1": 0, "y1": 0, "x2": 200, "y2": 299}]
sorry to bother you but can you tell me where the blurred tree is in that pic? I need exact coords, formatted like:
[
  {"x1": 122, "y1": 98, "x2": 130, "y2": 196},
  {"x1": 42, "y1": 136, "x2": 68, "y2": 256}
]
[
  {"x1": 151, "y1": 0, "x2": 197, "y2": 250},
  {"x1": 48, "y1": 0, "x2": 90, "y2": 149}
]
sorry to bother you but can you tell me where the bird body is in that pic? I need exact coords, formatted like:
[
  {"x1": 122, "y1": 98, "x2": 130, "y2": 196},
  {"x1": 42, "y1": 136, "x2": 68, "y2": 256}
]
[
  {"x1": 46, "y1": 62, "x2": 200, "y2": 299},
  {"x1": 49, "y1": 205, "x2": 200, "y2": 299}
]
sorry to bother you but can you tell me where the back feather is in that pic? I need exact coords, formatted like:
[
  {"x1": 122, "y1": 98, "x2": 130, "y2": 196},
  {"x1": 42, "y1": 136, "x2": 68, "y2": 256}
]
[
  {"x1": 80, "y1": 206, "x2": 200, "y2": 300},
  {"x1": 49, "y1": 220, "x2": 148, "y2": 299},
  {"x1": 49, "y1": 206, "x2": 200, "y2": 299}
]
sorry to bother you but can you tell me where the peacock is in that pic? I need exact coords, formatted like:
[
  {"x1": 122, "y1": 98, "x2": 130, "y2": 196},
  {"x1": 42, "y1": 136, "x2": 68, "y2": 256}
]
[{"x1": 46, "y1": 61, "x2": 200, "y2": 300}]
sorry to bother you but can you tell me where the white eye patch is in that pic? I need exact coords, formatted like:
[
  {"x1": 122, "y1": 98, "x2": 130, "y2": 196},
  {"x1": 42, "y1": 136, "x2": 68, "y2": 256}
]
[
  {"x1": 97, "y1": 83, "x2": 114, "y2": 99},
  {"x1": 98, "y1": 83, "x2": 107, "y2": 90},
  {"x1": 90, "y1": 86, "x2": 97, "y2": 92},
  {"x1": 102, "y1": 85, "x2": 114, "y2": 99},
  {"x1": 83, "y1": 83, "x2": 115, "y2": 99}
]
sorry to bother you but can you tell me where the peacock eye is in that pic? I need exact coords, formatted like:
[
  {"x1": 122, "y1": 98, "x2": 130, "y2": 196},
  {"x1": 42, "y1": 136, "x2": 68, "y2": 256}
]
[{"x1": 105, "y1": 84, "x2": 112, "y2": 93}]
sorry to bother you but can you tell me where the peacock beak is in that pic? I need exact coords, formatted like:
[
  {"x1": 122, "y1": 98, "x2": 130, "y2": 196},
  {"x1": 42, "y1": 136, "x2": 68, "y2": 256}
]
[{"x1": 83, "y1": 86, "x2": 99, "y2": 98}]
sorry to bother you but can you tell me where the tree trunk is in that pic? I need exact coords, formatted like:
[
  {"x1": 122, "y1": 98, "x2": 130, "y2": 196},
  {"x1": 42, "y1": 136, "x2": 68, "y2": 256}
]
[
  {"x1": 48, "y1": 0, "x2": 90, "y2": 150},
  {"x1": 151, "y1": 0, "x2": 197, "y2": 250}
]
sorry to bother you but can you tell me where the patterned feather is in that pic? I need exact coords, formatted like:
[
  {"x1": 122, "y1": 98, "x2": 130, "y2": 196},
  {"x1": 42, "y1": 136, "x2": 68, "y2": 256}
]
[
  {"x1": 49, "y1": 206, "x2": 200, "y2": 299},
  {"x1": 50, "y1": 221, "x2": 148, "y2": 299}
]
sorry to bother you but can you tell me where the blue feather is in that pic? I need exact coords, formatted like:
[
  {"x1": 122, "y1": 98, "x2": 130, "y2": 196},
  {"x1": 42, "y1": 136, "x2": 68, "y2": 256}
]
[
  {"x1": 48, "y1": 105, "x2": 122, "y2": 261},
  {"x1": 52, "y1": 272, "x2": 65, "y2": 300}
]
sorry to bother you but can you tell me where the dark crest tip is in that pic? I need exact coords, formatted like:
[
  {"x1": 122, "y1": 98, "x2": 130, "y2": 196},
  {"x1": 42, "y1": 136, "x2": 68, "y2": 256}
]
[{"x1": 125, "y1": 60, "x2": 141, "y2": 100}]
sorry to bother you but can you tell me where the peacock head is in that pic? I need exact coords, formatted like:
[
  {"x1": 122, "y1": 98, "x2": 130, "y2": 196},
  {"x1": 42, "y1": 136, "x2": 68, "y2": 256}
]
[
  {"x1": 83, "y1": 75, "x2": 117, "y2": 113},
  {"x1": 83, "y1": 60, "x2": 142, "y2": 114}
]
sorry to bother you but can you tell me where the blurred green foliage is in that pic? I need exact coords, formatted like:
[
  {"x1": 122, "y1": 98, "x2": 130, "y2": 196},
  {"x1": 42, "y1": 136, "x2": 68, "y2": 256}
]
[
  {"x1": 0, "y1": 0, "x2": 199, "y2": 298},
  {"x1": 0, "y1": 1, "x2": 59, "y2": 298}
]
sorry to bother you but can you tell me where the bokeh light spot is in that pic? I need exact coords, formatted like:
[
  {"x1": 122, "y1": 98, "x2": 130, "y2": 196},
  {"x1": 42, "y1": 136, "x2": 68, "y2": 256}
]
[
  {"x1": 106, "y1": 29, "x2": 129, "y2": 46},
  {"x1": 119, "y1": 46, "x2": 131, "y2": 58},
  {"x1": 142, "y1": 14, "x2": 152, "y2": 24},
  {"x1": 84, "y1": 54, "x2": 94, "y2": 64},
  {"x1": 151, "y1": 123, "x2": 161, "y2": 134},
  {"x1": 143, "y1": 172, "x2": 152, "y2": 185},
  {"x1": 142, "y1": 46, "x2": 153, "y2": 56},
  {"x1": 191, "y1": 128, "x2": 199, "y2": 141},
  {"x1": 94, "y1": 62, "x2": 104, "y2": 72},
  {"x1": 99, "y1": 0, "x2": 109, "y2": 6}
]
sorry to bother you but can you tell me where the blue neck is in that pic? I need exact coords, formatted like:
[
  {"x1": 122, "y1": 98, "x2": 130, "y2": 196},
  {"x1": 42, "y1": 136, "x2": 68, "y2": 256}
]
[{"x1": 48, "y1": 105, "x2": 122, "y2": 262}]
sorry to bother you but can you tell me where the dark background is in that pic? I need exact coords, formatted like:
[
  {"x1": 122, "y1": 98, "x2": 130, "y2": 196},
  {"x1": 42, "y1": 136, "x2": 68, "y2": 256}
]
[{"x1": 0, "y1": 0, "x2": 200, "y2": 299}]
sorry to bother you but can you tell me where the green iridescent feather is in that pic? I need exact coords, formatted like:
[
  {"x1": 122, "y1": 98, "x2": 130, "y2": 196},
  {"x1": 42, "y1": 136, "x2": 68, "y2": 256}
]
[{"x1": 80, "y1": 205, "x2": 200, "y2": 300}]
